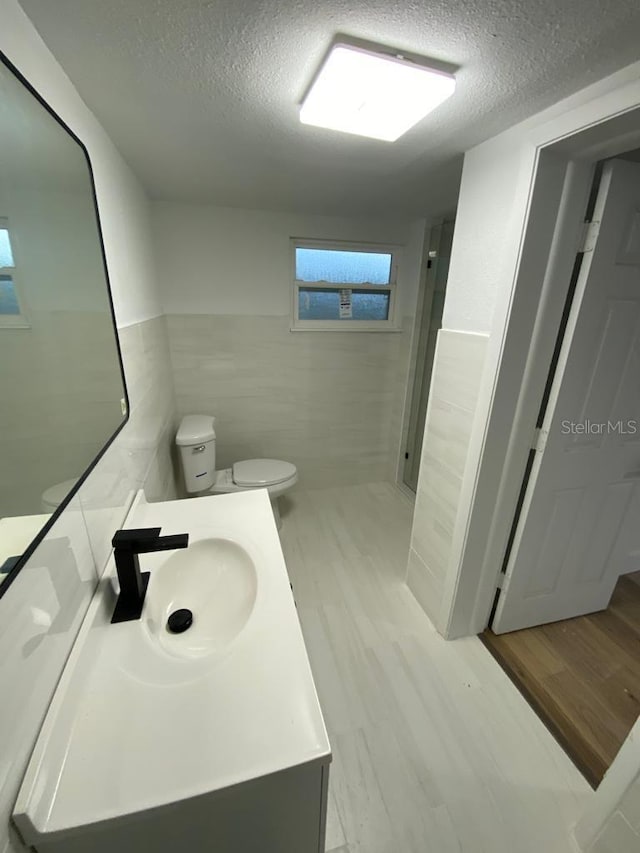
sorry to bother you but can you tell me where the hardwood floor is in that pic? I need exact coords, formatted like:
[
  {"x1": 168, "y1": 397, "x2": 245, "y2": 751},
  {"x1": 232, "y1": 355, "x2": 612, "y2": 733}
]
[
  {"x1": 278, "y1": 483, "x2": 590, "y2": 853},
  {"x1": 482, "y1": 572, "x2": 640, "y2": 788}
]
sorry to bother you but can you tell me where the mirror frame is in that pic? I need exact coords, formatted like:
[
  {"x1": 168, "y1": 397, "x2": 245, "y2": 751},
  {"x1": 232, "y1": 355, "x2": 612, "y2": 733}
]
[{"x1": 0, "y1": 50, "x2": 130, "y2": 600}]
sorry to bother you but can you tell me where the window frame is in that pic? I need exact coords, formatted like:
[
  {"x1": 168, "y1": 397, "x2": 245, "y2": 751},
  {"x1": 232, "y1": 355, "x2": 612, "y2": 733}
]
[
  {"x1": 0, "y1": 216, "x2": 30, "y2": 329},
  {"x1": 290, "y1": 238, "x2": 402, "y2": 331}
]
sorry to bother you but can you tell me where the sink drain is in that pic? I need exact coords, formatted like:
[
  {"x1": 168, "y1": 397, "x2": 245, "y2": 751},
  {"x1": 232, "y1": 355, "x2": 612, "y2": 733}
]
[{"x1": 167, "y1": 608, "x2": 193, "y2": 634}]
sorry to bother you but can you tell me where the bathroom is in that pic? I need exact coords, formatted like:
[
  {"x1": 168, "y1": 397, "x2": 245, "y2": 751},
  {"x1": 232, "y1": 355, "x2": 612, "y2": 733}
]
[{"x1": 3, "y1": 1, "x2": 640, "y2": 851}]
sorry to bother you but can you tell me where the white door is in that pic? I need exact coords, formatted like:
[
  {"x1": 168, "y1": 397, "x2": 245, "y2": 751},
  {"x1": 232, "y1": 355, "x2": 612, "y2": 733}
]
[{"x1": 493, "y1": 159, "x2": 640, "y2": 634}]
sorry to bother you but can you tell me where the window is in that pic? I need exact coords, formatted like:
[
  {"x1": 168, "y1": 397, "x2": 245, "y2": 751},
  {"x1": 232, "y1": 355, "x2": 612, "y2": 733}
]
[
  {"x1": 0, "y1": 218, "x2": 28, "y2": 328},
  {"x1": 291, "y1": 239, "x2": 400, "y2": 331}
]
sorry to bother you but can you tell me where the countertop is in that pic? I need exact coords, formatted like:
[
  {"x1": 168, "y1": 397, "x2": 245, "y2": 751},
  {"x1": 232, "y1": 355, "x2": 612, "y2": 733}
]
[{"x1": 14, "y1": 489, "x2": 330, "y2": 843}]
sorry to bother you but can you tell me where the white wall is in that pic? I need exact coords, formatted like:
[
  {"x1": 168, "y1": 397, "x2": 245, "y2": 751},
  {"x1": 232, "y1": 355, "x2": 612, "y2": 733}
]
[
  {"x1": 442, "y1": 61, "x2": 640, "y2": 336},
  {"x1": 441, "y1": 138, "x2": 536, "y2": 334},
  {"x1": 406, "y1": 330, "x2": 488, "y2": 625},
  {"x1": 587, "y1": 771, "x2": 640, "y2": 852},
  {"x1": 0, "y1": 188, "x2": 125, "y2": 515},
  {"x1": 0, "y1": 4, "x2": 175, "y2": 852},
  {"x1": 409, "y1": 59, "x2": 640, "y2": 634},
  {"x1": 154, "y1": 202, "x2": 426, "y2": 488},
  {"x1": 154, "y1": 203, "x2": 424, "y2": 319},
  {"x1": 407, "y1": 54, "x2": 640, "y2": 846},
  {"x1": 574, "y1": 718, "x2": 640, "y2": 851},
  {"x1": 2, "y1": 188, "x2": 114, "y2": 313},
  {"x1": 439, "y1": 62, "x2": 640, "y2": 638}
]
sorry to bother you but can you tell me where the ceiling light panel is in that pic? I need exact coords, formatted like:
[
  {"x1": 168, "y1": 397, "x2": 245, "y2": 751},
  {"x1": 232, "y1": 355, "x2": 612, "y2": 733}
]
[{"x1": 300, "y1": 44, "x2": 456, "y2": 142}]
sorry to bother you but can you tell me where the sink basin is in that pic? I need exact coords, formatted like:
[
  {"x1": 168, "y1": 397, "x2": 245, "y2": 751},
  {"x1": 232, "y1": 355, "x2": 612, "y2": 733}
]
[
  {"x1": 144, "y1": 537, "x2": 258, "y2": 659},
  {"x1": 13, "y1": 489, "x2": 330, "y2": 850}
]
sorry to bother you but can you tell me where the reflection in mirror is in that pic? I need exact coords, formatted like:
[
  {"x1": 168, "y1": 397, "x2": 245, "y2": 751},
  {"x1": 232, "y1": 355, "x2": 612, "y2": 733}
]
[{"x1": 0, "y1": 55, "x2": 127, "y2": 593}]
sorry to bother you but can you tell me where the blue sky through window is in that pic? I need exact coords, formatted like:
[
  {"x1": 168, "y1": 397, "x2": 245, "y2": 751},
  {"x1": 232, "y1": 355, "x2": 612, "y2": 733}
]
[
  {"x1": 0, "y1": 275, "x2": 20, "y2": 315},
  {"x1": 0, "y1": 229, "x2": 15, "y2": 268},
  {"x1": 296, "y1": 247, "x2": 391, "y2": 284}
]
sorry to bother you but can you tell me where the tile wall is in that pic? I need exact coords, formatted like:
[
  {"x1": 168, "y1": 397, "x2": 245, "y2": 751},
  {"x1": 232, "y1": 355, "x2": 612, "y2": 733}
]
[
  {"x1": 0, "y1": 313, "x2": 176, "y2": 853},
  {"x1": 168, "y1": 314, "x2": 413, "y2": 491},
  {"x1": 0, "y1": 310, "x2": 124, "y2": 516},
  {"x1": 407, "y1": 330, "x2": 488, "y2": 631},
  {"x1": 76, "y1": 315, "x2": 177, "y2": 570}
]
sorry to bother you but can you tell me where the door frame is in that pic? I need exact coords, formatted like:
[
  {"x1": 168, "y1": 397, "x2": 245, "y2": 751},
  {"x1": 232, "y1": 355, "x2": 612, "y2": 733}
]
[
  {"x1": 491, "y1": 158, "x2": 640, "y2": 634},
  {"x1": 443, "y1": 95, "x2": 640, "y2": 640},
  {"x1": 423, "y1": 71, "x2": 640, "y2": 849},
  {"x1": 402, "y1": 219, "x2": 455, "y2": 492},
  {"x1": 441, "y1": 95, "x2": 640, "y2": 848},
  {"x1": 398, "y1": 222, "x2": 436, "y2": 492}
]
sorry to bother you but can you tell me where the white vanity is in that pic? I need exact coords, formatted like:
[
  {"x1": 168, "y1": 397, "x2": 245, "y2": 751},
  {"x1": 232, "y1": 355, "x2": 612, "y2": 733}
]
[{"x1": 13, "y1": 489, "x2": 331, "y2": 853}]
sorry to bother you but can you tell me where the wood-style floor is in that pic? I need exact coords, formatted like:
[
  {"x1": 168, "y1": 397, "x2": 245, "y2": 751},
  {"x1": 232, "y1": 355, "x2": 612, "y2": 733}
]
[
  {"x1": 482, "y1": 572, "x2": 640, "y2": 788},
  {"x1": 278, "y1": 483, "x2": 590, "y2": 853}
]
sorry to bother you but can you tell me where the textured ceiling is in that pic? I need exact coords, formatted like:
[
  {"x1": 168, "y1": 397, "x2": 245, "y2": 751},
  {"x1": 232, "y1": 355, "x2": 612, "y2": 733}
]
[{"x1": 17, "y1": 0, "x2": 640, "y2": 216}]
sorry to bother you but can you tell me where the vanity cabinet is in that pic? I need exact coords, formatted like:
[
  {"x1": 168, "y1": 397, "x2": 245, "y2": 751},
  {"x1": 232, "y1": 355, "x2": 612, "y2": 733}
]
[
  {"x1": 17, "y1": 761, "x2": 329, "y2": 853},
  {"x1": 14, "y1": 491, "x2": 331, "y2": 853}
]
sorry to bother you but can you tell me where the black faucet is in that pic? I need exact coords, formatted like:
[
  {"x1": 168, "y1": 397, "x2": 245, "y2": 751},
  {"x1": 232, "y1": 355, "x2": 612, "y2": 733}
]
[{"x1": 111, "y1": 527, "x2": 189, "y2": 624}]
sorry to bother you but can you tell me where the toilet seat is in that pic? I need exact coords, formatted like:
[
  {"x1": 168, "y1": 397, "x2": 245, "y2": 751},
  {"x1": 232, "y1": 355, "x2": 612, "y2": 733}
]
[
  {"x1": 233, "y1": 459, "x2": 297, "y2": 487},
  {"x1": 41, "y1": 477, "x2": 79, "y2": 513}
]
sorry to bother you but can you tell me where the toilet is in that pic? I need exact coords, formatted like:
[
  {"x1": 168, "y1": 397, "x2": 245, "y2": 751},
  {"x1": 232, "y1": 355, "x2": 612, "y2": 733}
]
[
  {"x1": 41, "y1": 477, "x2": 79, "y2": 514},
  {"x1": 176, "y1": 414, "x2": 298, "y2": 528}
]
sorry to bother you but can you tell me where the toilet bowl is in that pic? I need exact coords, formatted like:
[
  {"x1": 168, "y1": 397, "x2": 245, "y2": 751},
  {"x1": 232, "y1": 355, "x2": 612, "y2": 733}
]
[
  {"x1": 41, "y1": 478, "x2": 79, "y2": 514},
  {"x1": 176, "y1": 415, "x2": 297, "y2": 528}
]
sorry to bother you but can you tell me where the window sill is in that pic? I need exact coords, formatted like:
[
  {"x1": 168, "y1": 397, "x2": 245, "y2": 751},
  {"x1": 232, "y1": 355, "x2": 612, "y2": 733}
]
[
  {"x1": 289, "y1": 325, "x2": 403, "y2": 333},
  {"x1": 0, "y1": 317, "x2": 31, "y2": 329}
]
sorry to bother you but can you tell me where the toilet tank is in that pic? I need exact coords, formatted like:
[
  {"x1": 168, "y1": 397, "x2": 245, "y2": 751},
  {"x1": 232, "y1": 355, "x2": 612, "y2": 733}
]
[{"x1": 176, "y1": 415, "x2": 216, "y2": 493}]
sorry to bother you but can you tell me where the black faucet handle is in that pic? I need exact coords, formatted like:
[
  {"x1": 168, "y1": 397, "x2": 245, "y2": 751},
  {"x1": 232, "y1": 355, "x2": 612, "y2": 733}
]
[{"x1": 112, "y1": 527, "x2": 162, "y2": 549}]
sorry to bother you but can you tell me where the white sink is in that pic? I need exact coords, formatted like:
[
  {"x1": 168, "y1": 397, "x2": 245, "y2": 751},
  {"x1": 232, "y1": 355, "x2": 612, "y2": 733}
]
[
  {"x1": 144, "y1": 537, "x2": 258, "y2": 659},
  {"x1": 14, "y1": 489, "x2": 330, "y2": 847}
]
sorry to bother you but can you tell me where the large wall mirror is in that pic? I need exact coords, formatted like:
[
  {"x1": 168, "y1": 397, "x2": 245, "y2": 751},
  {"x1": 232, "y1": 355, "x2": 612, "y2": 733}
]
[{"x1": 0, "y1": 53, "x2": 128, "y2": 597}]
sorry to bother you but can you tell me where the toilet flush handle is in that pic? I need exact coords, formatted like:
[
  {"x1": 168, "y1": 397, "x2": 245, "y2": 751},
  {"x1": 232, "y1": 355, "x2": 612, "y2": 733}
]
[{"x1": 192, "y1": 445, "x2": 206, "y2": 453}]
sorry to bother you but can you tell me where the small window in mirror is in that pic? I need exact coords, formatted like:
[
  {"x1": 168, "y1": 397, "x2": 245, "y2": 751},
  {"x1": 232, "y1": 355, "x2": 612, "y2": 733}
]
[
  {"x1": 0, "y1": 221, "x2": 15, "y2": 267},
  {"x1": 0, "y1": 218, "x2": 29, "y2": 328},
  {"x1": 0, "y1": 275, "x2": 20, "y2": 314}
]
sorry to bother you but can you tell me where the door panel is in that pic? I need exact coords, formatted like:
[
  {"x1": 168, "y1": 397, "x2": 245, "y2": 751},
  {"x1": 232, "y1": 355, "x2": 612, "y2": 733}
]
[
  {"x1": 493, "y1": 160, "x2": 640, "y2": 633},
  {"x1": 523, "y1": 488, "x2": 583, "y2": 598},
  {"x1": 580, "y1": 481, "x2": 634, "y2": 583},
  {"x1": 573, "y1": 302, "x2": 639, "y2": 441}
]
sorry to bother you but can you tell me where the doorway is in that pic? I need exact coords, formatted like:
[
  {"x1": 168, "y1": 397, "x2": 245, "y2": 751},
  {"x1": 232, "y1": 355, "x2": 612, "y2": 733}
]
[
  {"x1": 483, "y1": 155, "x2": 640, "y2": 786},
  {"x1": 402, "y1": 219, "x2": 454, "y2": 492},
  {"x1": 483, "y1": 573, "x2": 640, "y2": 787}
]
